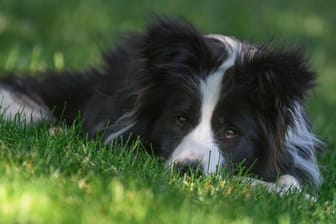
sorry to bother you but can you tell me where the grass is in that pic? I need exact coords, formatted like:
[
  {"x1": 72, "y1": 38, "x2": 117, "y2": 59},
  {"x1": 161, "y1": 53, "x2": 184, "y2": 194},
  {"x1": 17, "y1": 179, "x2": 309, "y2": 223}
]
[{"x1": 0, "y1": 0, "x2": 336, "y2": 223}]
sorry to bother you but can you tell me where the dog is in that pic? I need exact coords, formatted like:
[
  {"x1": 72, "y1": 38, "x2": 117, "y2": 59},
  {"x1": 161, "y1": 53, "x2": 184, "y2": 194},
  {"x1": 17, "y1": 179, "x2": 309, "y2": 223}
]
[{"x1": 0, "y1": 18, "x2": 324, "y2": 195}]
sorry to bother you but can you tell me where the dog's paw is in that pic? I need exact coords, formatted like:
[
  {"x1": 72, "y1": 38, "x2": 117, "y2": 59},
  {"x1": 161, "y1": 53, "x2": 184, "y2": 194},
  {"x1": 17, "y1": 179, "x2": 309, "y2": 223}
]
[
  {"x1": 276, "y1": 174, "x2": 300, "y2": 190},
  {"x1": 235, "y1": 175, "x2": 317, "y2": 202}
]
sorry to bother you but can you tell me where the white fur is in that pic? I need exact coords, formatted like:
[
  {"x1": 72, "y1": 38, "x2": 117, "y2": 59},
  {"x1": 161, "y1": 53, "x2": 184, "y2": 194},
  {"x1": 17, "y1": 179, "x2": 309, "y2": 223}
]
[
  {"x1": 167, "y1": 47, "x2": 237, "y2": 174},
  {"x1": 206, "y1": 34, "x2": 241, "y2": 51},
  {"x1": 206, "y1": 34, "x2": 258, "y2": 61},
  {"x1": 276, "y1": 174, "x2": 301, "y2": 189},
  {"x1": 240, "y1": 175, "x2": 300, "y2": 192},
  {"x1": 239, "y1": 175, "x2": 316, "y2": 201},
  {"x1": 0, "y1": 88, "x2": 52, "y2": 124},
  {"x1": 104, "y1": 122, "x2": 135, "y2": 144},
  {"x1": 104, "y1": 112, "x2": 136, "y2": 144},
  {"x1": 286, "y1": 102, "x2": 322, "y2": 186}
]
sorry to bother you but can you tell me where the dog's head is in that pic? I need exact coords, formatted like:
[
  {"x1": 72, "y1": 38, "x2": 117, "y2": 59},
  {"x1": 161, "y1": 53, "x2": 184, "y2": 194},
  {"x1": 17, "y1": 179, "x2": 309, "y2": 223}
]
[{"x1": 128, "y1": 18, "x2": 316, "y2": 181}]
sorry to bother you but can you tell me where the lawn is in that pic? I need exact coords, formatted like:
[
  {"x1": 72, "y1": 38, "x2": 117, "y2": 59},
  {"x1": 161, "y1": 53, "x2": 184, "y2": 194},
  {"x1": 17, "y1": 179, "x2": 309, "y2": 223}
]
[{"x1": 0, "y1": 0, "x2": 336, "y2": 223}]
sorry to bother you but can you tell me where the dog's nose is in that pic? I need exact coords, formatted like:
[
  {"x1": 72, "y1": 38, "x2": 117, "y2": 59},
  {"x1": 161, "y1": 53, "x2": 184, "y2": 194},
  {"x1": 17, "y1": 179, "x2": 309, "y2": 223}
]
[{"x1": 174, "y1": 161, "x2": 203, "y2": 176}]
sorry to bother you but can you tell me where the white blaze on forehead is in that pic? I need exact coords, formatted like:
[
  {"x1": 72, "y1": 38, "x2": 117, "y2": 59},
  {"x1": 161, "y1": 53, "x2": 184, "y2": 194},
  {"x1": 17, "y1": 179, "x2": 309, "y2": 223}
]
[
  {"x1": 168, "y1": 47, "x2": 237, "y2": 174},
  {"x1": 206, "y1": 34, "x2": 258, "y2": 59},
  {"x1": 206, "y1": 34, "x2": 241, "y2": 52}
]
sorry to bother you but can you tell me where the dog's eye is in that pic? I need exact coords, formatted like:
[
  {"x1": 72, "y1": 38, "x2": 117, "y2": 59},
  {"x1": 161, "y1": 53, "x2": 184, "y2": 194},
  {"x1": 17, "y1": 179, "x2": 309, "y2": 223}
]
[
  {"x1": 176, "y1": 115, "x2": 188, "y2": 127},
  {"x1": 224, "y1": 128, "x2": 237, "y2": 139}
]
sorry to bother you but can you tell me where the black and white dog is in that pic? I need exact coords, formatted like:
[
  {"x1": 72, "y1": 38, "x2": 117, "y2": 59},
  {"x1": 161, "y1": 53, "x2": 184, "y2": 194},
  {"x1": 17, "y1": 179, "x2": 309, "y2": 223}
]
[{"x1": 0, "y1": 18, "x2": 324, "y2": 193}]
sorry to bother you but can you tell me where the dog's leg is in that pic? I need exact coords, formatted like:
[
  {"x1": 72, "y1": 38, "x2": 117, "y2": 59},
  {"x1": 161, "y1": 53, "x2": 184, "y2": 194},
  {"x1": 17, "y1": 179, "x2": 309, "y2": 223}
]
[
  {"x1": 0, "y1": 71, "x2": 100, "y2": 126},
  {"x1": 236, "y1": 175, "x2": 316, "y2": 201},
  {"x1": 0, "y1": 85, "x2": 54, "y2": 124},
  {"x1": 245, "y1": 174, "x2": 300, "y2": 192}
]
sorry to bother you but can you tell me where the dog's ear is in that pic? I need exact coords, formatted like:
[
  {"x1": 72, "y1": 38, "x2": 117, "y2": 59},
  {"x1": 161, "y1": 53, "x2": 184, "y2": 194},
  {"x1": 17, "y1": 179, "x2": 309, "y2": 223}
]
[
  {"x1": 140, "y1": 18, "x2": 214, "y2": 74},
  {"x1": 234, "y1": 46, "x2": 315, "y2": 108},
  {"x1": 232, "y1": 46, "x2": 316, "y2": 171}
]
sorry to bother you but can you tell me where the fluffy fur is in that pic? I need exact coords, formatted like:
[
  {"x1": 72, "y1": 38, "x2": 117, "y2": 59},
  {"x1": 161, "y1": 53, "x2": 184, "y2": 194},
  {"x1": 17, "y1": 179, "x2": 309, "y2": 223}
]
[{"x1": 0, "y1": 18, "x2": 324, "y2": 191}]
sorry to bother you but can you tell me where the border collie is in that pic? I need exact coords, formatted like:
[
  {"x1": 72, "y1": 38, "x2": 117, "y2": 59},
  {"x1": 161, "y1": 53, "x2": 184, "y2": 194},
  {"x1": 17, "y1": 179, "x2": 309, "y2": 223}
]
[{"x1": 0, "y1": 18, "x2": 324, "y2": 194}]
